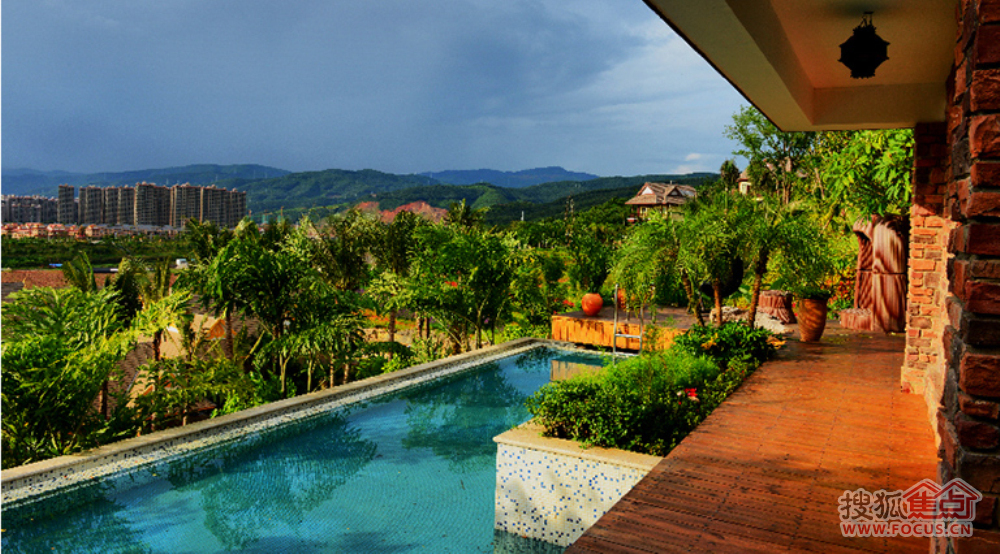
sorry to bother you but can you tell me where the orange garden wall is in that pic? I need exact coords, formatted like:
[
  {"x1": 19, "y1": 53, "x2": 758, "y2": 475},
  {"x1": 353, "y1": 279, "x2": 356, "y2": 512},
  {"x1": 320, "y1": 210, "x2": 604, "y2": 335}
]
[{"x1": 915, "y1": 1, "x2": 1000, "y2": 550}]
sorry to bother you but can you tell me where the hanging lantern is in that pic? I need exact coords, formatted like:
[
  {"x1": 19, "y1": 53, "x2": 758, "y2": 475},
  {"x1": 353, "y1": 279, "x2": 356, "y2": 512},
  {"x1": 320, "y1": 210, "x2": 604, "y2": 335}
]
[{"x1": 839, "y1": 12, "x2": 889, "y2": 79}]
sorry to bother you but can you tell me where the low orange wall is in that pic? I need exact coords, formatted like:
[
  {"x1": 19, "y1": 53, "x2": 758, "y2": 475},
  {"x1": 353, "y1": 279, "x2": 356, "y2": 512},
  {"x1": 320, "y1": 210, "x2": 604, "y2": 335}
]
[{"x1": 550, "y1": 314, "x2": 682, "y2": 351}]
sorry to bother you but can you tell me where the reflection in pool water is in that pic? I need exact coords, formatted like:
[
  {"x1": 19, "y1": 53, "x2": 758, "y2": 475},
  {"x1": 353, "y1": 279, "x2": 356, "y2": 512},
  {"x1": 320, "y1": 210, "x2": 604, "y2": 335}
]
[{"x1": 2, "y1": 347, "x2": 606, "y2": 553}]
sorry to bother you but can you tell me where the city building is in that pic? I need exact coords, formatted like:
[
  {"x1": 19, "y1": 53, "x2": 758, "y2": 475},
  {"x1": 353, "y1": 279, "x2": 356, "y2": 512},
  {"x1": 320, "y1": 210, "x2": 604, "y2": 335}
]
[
  {"x1": 103, "y1": 187, "x2": 121, "y2": 226},
  {"x1": 57, "y1": 185, "x2": 77, "y2": 224},
  {"x1": 1, "y1": 195, "x2": 58, "y2": 224},
  {"x1": 200, "y1": 185, "x2": 227, "y2": 227},
  {"x1": 5, "y1": 183, "x2": 248, "y2": 231},
  {"x1": 134, "y1": 182, "x2": 171, "y2": 227},
  {"x1": 170, "y1": 184, "x2": 202, "y2": 228},
  {"x1": 118, "y1": 186, "x2": 136, "y2": 226},
  {"x1": 78, "y1": 186, "x2": 104, "y2": 224}
]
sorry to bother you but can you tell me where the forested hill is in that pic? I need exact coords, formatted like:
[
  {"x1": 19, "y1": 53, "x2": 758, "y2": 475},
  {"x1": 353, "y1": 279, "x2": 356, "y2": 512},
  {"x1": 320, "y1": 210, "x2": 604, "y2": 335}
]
[
  {"x1": 420, "y1": 166, "x2": 598, "y2": 188},
  {"x1": 4, "y1": 163, "x2": 716, "y2": 223},
  {"x1": 374, "y1": 173, "x2": 715, "y2": 212},
  {"x1": 2, "y1": 165, "x2": 289, "y2": 196},
  {"x1": 232, "y1": 169, "x2": 714, "y2": 221},
  {"x1": 218, "y1": 169, "x2": 440, "y2": 213}
]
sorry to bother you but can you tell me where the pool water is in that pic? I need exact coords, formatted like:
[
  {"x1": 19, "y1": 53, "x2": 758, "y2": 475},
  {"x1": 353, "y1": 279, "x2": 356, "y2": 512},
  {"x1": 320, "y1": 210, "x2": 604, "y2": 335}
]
[{"x1": 1, "y1": 347, "x2": 607, "y2": 553}]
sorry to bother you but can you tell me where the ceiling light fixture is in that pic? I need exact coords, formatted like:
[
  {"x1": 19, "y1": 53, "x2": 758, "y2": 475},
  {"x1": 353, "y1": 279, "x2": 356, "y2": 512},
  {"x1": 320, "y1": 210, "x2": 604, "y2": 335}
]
[{"x1": 839, "y1": 12, "x2": 889, "y2": 79}]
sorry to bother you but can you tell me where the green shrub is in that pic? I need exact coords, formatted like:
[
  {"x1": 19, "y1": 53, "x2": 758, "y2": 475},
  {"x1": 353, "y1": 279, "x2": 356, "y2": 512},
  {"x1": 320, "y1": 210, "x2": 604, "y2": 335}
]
[
  {"x1": 527, "y1": 349, "x2": 721, "y2": 456},
  {"x1": 527, "y1": 322, "x2": 777, "y2": 456},
  {"x1": 496, "y1": 322, "x2": 550, "y2": 343},
  {"x1": 672, "y1": 322, "x2": 775, "y2": 369}
]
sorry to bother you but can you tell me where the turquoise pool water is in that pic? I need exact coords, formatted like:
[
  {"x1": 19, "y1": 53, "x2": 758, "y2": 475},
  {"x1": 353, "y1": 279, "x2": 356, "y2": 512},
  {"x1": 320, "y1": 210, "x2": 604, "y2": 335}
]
[{"x1": 2, "y1": 347, "x2": 606, "y2": 553}]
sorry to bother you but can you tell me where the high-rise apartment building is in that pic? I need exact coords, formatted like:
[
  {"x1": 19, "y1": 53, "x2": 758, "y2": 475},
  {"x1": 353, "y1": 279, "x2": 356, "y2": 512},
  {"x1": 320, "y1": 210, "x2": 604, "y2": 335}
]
[
  {"x1": 78, "y1": 186, "x2": 104, "y2": 224},
  {"x1": 199, "y1": 186, "x2": 228, "y2": 227},
  {"x1": 3, "y1": 182, "x2": 247, "y2": 230},
  {"x1": 135, "y1": 183, "x2": 171, "y2": 227},
  {"x1": 103, "y1": 187, "x2": 121, "y2": 226},
  {"x1": 58, "y1": 185, "x2": 77, "y2": 224},
  {"x1": 170, "y1": 184, "x2": 202, "y2": 228},
  {"x1": 118, "y1": 187, "x2": 136, "y2": 226},
  {"x1": 1, "y1": 195, "x2": 58, "y2": 223},
  {"x1": 227, "y1": 190, "x2": 247, "y2": 227}
]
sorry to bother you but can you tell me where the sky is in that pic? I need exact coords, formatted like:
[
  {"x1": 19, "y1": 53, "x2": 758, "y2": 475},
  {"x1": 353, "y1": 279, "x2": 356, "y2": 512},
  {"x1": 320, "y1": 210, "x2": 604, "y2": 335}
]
[{"x1": 2, "y1": 0, "x2": 748, "y2": 177}]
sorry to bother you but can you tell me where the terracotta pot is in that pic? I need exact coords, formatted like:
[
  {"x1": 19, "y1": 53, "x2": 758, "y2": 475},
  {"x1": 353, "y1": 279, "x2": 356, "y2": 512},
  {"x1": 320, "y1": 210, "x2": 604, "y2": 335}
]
[
  {"x1": 581, "y1": 293, "x2": 604, "y2": 316},
  {"x1": 616, "y1": 288, "x2": 627, "y2": 310},
  {"x1": 798, "y1": 297, "x2": 829, "y2": 342}
]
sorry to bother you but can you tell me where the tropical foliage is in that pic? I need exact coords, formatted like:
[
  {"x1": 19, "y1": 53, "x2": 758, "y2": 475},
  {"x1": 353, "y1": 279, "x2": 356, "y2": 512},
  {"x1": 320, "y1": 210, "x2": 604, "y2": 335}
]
[{"x1": 527, "y1": 322, "x2": 776, "y2": 456}]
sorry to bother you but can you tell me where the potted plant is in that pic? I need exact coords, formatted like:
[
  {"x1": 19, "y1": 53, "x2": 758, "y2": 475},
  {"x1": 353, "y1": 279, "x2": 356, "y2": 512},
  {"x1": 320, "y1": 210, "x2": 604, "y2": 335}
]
[
  {"x1": 793, "y1": 285, "x2": 833, "y2": 342},
  {"x1": 772, "y1": 230, "x2": 837, "y2": 343}
]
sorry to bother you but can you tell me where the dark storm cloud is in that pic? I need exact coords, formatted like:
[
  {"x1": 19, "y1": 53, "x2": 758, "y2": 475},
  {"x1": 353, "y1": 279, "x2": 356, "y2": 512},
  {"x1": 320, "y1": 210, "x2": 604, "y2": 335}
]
[{"x1": 2, "y1": 0, "x2": 745, "y2": 176}]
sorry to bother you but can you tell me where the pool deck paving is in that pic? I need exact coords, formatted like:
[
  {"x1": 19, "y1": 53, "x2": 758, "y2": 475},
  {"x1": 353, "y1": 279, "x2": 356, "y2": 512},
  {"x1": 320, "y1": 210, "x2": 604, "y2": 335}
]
[{"x1": 566, "y1": 325, "x2": 939, "y2": 553}]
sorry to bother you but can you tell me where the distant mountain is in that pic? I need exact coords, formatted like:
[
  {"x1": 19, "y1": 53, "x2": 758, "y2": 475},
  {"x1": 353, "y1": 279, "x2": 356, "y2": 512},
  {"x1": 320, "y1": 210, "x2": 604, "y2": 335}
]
[
  {"x1": 419, "y1": 166, "x2": 599, "y2": 188},
  {"x1": 1, "y1": 164, "x2": 290, "y2": 197},
  {"x1": 223, "y1": 168, "x2": 440, "y2": 213},
  {"x1": 2, "y1": 163, "x2": 717, "y2": 224},
  {"x1": 375, "y1": 173, "x2": 713, "y2": 213}
]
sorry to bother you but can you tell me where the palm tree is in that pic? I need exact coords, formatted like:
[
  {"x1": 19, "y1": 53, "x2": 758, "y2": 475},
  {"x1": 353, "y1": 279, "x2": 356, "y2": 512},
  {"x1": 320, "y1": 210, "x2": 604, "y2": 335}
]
[
  {"x1": 139, "y1": 259, "x2": 173, "y2": 361},
  {"x1": 720, "y1": 160, "x2": 741, "y2": 191},
  {"x1": 680, "y1": 188, "x2": 751, "y2": 326},
  {"x1": 61, "y1": 252, "x2": 98, "y2": 293},
  {"x1": 443, "y1": 199, "x2": 485, "y2": 228},
  {"x1": 310, "y1": 210, "x2": 375, "y2": 292}
]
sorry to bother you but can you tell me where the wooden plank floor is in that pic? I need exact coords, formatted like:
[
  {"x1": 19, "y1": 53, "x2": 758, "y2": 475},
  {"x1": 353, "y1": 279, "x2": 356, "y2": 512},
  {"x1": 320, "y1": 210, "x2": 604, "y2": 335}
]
[{"x1": 566, "y1": 326, "x2": 938, "y2": 553}]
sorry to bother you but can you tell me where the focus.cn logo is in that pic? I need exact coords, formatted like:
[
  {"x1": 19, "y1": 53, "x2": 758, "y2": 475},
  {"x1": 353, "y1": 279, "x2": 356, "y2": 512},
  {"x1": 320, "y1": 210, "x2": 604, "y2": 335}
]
[{"x1": 838, "y1": 478, "x2": 982, "y2": 538}]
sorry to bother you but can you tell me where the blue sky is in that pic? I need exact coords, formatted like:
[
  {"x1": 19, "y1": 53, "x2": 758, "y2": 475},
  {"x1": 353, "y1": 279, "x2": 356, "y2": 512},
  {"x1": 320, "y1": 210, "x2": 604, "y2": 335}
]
[{"x1": 2, "y1": 0, "x2": 747, "y2": 177}]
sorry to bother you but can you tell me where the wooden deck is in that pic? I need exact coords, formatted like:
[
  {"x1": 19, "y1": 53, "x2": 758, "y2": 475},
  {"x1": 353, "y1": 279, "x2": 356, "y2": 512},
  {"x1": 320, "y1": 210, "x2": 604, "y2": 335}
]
[
  {"x1": 567, "y1": 326, "x2": 938, "y2": 553},
  {"x1": 551, "y1": 306, "x2": 698, "y2": 351}
]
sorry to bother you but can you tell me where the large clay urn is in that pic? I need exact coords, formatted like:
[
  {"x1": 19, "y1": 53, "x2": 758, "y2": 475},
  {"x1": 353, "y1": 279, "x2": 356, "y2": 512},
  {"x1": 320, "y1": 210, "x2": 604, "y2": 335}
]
[
  {"x1": 581, "y1": 293, "x2": 604, "y2": 317},
  {"x1": 798, "y1": 298, "x2": 829, "y2": 342}
]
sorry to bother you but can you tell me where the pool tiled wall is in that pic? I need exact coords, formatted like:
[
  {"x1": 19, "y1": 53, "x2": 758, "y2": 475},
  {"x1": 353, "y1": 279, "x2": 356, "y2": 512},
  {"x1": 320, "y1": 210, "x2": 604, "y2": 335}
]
[
  {"x1": 493, "y1": 424, "x2": 661, "y2": 547},
  {"x1": 2, "y1": 338, "x2": 572, "y2": 506}
]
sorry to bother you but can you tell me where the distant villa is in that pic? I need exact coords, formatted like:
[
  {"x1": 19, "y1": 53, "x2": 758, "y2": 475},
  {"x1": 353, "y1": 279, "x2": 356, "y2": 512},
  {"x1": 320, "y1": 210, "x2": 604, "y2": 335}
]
[{"x1": 624, "y1": 182, "x2": 697, "y2": 222}]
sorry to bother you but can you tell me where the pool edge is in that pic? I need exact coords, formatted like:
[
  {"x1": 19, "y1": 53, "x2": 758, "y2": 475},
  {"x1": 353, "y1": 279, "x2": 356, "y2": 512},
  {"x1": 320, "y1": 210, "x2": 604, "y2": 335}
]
[{"x1": 1, "y1": 337, "x2": 588, "y2": 503}]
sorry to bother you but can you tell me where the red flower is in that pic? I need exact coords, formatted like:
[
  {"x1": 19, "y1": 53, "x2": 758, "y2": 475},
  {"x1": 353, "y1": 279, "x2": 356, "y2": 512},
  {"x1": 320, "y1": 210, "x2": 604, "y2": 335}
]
[
  {"x1": 562, "y1": 299, "x2": 575, "y2": 306},
  {"x1": 684, "y1": 388, "x2": 699, "y2": 401},
  {"x1": 445, "y1": 281, "x2": 458, "y2": 287}
]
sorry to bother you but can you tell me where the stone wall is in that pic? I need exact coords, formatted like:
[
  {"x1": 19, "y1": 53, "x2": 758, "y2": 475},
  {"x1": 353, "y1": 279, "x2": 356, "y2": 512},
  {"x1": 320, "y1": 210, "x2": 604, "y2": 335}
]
[{"x1": 933, "y1": 0, "x2": 1000, "y2": 550}]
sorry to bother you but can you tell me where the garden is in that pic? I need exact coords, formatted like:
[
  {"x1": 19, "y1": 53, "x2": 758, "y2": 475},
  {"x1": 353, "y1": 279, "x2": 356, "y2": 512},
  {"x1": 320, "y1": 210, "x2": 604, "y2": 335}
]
[{"x1": 1, "y1": 106, "x2": 916, "y2": 469}]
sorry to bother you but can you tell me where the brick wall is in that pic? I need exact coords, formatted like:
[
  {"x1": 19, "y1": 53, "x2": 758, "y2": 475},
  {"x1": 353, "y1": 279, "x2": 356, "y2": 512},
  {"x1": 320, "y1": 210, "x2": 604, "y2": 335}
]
[
  {"x1": 903, "y1": 122, "x2": 953, "y2": 434},
  {"x1": 934, "y1": 0, "x2": 1000, "y2": 550}
]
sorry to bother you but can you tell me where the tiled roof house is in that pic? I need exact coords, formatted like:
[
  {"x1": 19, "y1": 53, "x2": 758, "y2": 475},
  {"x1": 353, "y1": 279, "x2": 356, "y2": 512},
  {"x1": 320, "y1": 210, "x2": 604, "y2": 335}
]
[{"x1": 624, "y1": 182, "x2": 696, "y2": 222}]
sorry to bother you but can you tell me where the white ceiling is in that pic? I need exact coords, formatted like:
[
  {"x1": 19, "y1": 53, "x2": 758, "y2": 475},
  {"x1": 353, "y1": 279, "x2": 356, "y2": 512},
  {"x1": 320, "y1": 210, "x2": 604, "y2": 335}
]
[{"x1": 644, "y1": 0, "x2": 956, "y2": 130}]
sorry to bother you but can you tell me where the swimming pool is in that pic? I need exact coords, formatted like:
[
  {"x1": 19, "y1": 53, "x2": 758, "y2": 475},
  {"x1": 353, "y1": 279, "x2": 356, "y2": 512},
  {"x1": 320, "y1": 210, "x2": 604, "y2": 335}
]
[{"x1": 1, "y1": 346, "x2": 606, "y2": 553}]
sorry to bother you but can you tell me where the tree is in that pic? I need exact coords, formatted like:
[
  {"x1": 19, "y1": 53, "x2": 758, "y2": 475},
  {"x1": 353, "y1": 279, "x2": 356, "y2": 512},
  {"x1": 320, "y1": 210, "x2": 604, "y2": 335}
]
[
  {"x1": 725, "y1": 105, "x2": 818, "y2": 203},
  {"x1": 720, "y1": 159, "x2": 741, "y2": 191},
  {"x1": 565, "y1": 227, "x2": 613, "y2": 295},
  {"x1": 106, "y1": 257, "x2": 145, "y2": 328},
  {"x1": 818, "y1": 129, "x2": 914, "y2": 217},
  {"x1": 368, "y1": 210, "x2": 427, "y2": 345},
  {"x1": 681, "y1": 188, "x2": 751, "y2": 325},
  {"x1": 610, "y1": 212, "x2": 708, "y2": 326},
  {"x1": 61, "y1": 251, "x2": 98, "y2": 293},
  {"x1": 443, "y1": 199, "x2": 486, "y2": 229},
  {"x1": 740, "y1": 197, "x2": 826, "y2": 328},
  {"x1": 139, "y1": 259, "x2": 174, "y2": 361},
  {"x1": 1, "y1": 288, "x2": 188, "y2": 467},
  {"x1": 312, "y1": 210, "x2": 376, "y2": 292},
  {"x1": 405, "y1": 225, "x2": 516, "y2": 353}
]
